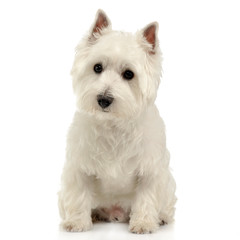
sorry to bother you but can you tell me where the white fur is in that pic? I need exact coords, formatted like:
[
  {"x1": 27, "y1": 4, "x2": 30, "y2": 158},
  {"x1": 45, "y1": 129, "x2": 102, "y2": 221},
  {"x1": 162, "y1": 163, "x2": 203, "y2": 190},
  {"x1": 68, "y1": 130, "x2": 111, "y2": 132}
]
[{"x1": 58, "y1": 9, "x2": 176, "y2": 234}]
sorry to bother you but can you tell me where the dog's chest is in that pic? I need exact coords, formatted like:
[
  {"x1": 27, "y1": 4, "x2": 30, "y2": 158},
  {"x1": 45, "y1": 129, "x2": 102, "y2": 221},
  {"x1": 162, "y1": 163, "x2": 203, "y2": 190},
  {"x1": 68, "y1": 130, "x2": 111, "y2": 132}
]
[{"x1": 84, "y1": 123, "x2": 143, "y2": 177}]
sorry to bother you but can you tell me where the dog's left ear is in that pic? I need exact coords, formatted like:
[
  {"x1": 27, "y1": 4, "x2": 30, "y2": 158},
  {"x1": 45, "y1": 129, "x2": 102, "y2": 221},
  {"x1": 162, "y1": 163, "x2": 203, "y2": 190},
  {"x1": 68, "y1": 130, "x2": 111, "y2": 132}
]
[
  {"x1": 140, "y1": 22, "x2": 159, "y2": 54},
  {"x1": 89, "y1": 9, "x2": 112, "y2": 40}
]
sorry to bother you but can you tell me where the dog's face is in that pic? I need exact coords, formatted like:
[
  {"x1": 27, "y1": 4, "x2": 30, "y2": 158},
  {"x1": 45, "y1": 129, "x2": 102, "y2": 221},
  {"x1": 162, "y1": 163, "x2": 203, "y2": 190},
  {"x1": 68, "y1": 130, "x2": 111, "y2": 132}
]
[{"x1": 71, "y1": 10, "x2": 162, "y2": 120}]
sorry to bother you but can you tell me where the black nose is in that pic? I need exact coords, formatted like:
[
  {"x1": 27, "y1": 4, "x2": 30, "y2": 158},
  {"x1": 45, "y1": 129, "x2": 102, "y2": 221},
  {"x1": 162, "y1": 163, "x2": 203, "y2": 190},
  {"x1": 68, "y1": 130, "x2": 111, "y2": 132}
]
[{"x1": 97, "y1": 95, "x2": 114, "y2": 109}]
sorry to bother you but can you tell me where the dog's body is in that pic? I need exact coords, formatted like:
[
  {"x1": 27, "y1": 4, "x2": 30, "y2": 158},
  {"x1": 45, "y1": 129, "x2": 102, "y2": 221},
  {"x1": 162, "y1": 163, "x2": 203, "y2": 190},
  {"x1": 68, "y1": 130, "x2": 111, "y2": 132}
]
[{"x1": 58, "y1": 10, "x2": 176, "y2": 234}]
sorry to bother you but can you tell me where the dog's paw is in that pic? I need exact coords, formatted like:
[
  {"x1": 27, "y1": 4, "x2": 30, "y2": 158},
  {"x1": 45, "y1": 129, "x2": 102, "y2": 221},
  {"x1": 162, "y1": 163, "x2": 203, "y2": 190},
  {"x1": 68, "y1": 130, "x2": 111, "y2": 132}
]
[
  {"x1": 129, "y1": 218, "x2": 159, "y2": 234},
  {"x1": 61, "y1": 219, "x2": 93, "y2": 232}
]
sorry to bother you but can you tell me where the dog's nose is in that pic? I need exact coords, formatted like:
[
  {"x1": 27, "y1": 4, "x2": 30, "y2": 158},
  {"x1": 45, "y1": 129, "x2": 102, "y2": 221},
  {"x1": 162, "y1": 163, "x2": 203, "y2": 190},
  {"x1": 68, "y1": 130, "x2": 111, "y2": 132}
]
[{"x1": 97, "y1": 95, "x2": 114, "y2": 109}]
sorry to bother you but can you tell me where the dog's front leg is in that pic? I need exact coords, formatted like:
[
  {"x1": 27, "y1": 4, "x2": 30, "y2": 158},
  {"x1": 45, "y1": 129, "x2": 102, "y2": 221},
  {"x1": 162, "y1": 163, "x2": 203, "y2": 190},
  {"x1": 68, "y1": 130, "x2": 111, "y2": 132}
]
[
  {"x1": 59, "y1": 171, "x2": 93, "y2": 232},
  {"x1": 129, "y1": 175, "x2": 160, "y2": 234}
]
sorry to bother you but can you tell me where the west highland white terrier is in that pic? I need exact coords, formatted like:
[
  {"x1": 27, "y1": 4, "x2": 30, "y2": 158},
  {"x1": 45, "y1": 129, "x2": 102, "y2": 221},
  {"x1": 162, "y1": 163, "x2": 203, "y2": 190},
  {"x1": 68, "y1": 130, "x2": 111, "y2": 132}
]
[{"x1": 58, "y1": 9, "x2": 176, "y2": 234}]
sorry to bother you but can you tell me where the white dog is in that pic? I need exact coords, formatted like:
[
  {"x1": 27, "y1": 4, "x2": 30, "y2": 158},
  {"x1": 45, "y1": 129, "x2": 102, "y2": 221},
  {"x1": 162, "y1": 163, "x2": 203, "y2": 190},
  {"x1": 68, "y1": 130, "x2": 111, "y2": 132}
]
[{"x1": 58, "y1": 9, "x2": 176, "y2": 234}]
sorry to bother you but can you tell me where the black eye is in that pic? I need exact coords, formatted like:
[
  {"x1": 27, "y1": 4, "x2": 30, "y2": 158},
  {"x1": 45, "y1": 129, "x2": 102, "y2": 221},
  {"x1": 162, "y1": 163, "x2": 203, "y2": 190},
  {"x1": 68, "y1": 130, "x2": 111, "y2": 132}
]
[
  {"x1": 94, "y1": 63, "x2": 103, "y2": 73},
  {"x1": 123, "y1": 70, "x2": 134, "y2": 80}
]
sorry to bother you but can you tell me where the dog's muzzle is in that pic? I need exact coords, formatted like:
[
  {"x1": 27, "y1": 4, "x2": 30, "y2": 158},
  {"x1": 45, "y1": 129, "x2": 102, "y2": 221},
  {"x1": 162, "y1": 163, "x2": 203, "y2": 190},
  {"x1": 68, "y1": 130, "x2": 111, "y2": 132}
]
[{"x1": 97, "y1": 95, "x2": 114, "y2": 109}]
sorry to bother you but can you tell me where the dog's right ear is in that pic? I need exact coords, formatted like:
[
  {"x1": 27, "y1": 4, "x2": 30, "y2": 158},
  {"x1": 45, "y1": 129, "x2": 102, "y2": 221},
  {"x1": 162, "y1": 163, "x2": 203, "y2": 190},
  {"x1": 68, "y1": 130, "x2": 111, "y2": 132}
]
[{"x1": 89, "y1": 9, "x2": 112, "y2": 41}]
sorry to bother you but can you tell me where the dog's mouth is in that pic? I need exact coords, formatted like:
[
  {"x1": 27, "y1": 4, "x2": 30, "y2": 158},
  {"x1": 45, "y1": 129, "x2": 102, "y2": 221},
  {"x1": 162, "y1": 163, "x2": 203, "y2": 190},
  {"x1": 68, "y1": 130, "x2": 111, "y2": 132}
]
[
  {"x1": 103, "y1": 109, "x2": 109, "y2": 113},
  {"x1": 100, "y1": 108, "x2": 110, "y2": 113}
]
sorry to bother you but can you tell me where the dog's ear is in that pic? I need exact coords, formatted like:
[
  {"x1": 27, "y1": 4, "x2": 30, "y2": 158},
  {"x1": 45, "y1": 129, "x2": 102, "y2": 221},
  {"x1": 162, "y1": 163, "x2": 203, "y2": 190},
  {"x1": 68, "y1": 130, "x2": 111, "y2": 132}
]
[
  {"x1": 140, "y1": 22, "x2": 159, "y2": 54},
  {"x1": 137, "y1": 22, "x2": 161, "y2": 103},
  {"x1": 89, "y1": 9, "x2": 111, "y2": 40}
]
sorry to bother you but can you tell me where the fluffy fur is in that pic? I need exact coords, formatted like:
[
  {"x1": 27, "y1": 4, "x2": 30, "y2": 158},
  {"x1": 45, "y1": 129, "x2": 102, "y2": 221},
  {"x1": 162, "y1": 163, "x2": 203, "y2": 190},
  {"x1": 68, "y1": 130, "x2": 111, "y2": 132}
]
[{"x1": 58, "y1": 9, "x2": 176, "y2": 234}]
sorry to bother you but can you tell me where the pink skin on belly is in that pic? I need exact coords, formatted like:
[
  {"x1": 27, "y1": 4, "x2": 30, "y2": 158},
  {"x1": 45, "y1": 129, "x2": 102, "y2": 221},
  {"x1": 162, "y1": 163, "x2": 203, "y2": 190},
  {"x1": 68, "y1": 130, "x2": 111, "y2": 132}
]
[
  {"x1": 92, "y1": 205, "x2": 130, "y2": 223},
  {"x1": 105, "y1": 205, "x2": 129, "y2": 222}
]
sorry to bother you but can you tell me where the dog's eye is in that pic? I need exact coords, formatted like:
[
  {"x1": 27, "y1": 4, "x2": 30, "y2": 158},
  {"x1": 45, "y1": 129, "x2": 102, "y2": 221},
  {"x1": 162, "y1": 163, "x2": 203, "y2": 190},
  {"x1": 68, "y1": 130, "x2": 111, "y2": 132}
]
[
  {"x1": 94, "y1": 64, "x2": 103, "y2": 74},
  {"x1": 123, "y1": 70, "x2": 134, "y2": 80}
]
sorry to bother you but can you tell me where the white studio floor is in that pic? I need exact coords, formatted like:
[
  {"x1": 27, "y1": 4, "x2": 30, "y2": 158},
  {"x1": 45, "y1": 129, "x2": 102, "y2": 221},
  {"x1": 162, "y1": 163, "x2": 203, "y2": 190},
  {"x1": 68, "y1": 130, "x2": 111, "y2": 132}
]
[{"x1": 58, "y1": 222, "x2": 175, "y2": 240}]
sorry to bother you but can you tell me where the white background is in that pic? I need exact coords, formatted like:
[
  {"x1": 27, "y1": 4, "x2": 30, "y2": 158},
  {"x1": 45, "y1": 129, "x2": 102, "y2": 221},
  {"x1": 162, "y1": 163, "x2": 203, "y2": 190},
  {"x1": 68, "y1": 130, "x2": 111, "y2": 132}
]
[{"x1": 0, "y1": 0, "x2": 239, "y2": 239}]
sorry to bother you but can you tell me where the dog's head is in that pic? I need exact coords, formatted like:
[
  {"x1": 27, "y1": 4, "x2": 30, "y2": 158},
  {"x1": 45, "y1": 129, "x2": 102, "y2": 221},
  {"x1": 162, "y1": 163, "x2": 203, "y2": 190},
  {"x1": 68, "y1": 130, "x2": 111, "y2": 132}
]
[{"x1": 71, "y1": 10, "x2": 162, "y2": 120}]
